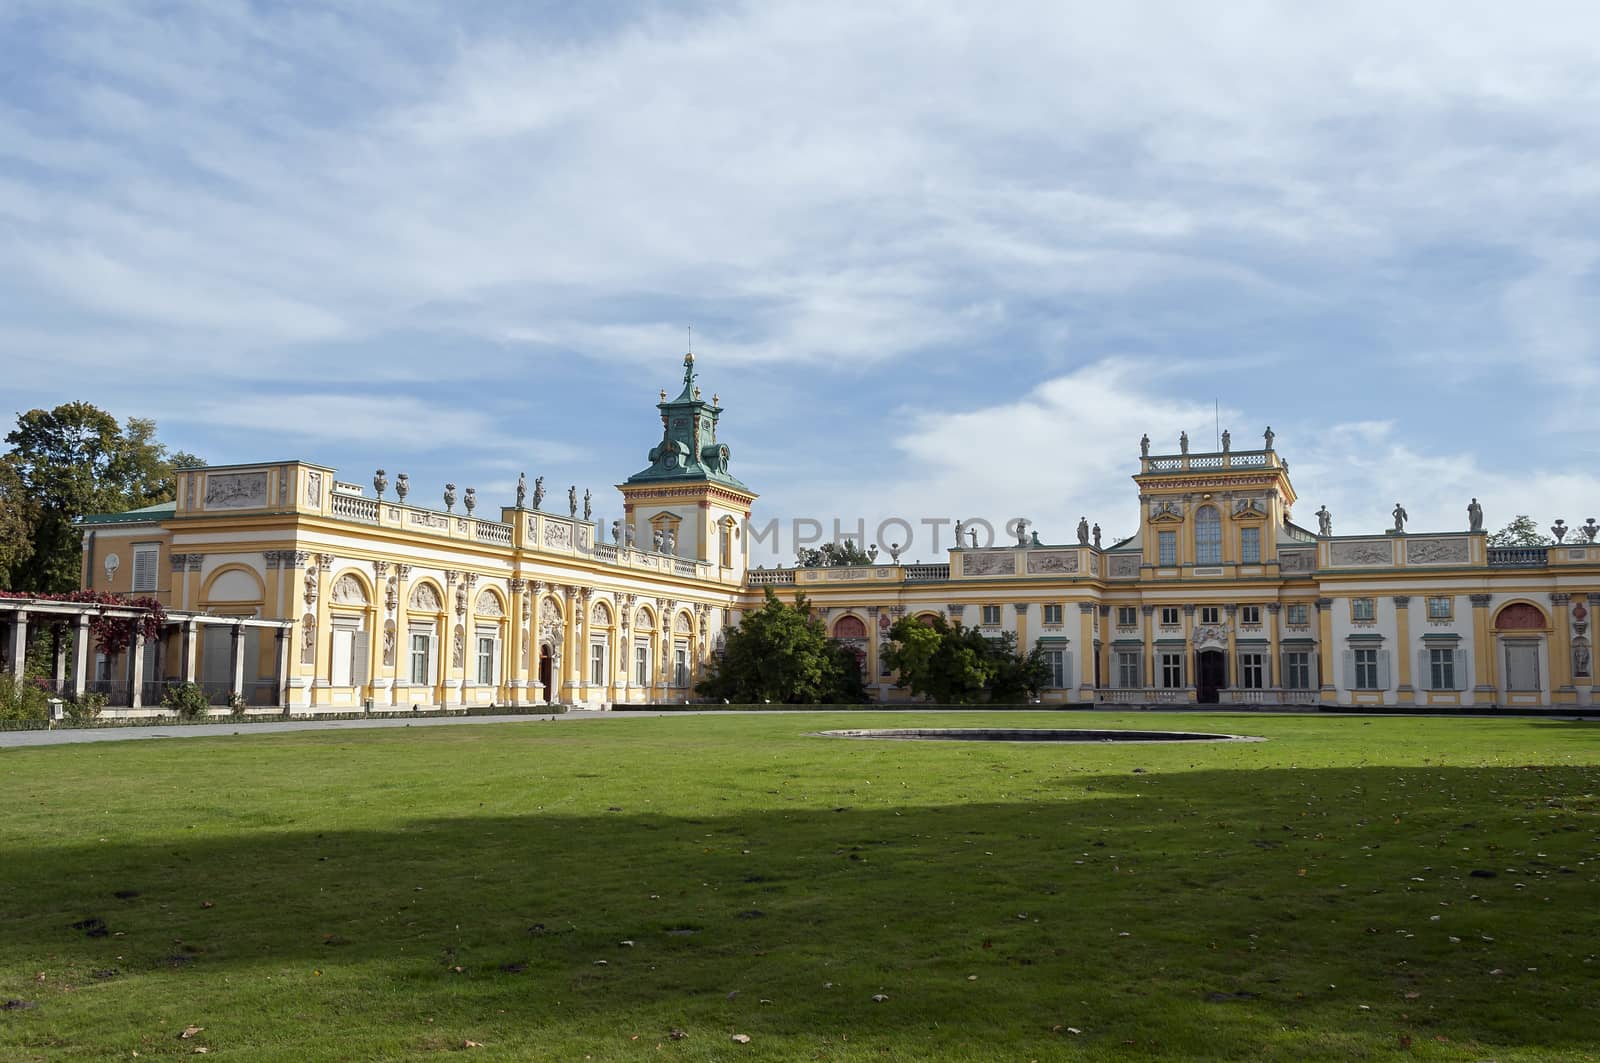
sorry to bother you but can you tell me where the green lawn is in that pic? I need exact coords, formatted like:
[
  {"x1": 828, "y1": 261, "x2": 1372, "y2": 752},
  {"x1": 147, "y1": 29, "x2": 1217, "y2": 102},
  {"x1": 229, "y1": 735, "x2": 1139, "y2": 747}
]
[{"x1": 1, "y1": 712, "x2": 1597, "y2": 1061}]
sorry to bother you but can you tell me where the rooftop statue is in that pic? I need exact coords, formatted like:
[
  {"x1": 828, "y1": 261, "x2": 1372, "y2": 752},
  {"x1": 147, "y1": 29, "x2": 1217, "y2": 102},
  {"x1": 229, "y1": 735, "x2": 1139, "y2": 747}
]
[
  {"x1": 1468, "y1": 497, "x2": 1483, "y2": 532},
  {"x1": 1315, "y1": 505, "x2": 1332, "y2": 537}
]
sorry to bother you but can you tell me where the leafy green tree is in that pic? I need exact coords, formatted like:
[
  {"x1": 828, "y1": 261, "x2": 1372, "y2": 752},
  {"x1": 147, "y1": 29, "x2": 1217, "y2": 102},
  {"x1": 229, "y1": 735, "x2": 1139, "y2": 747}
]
[
  {"x1": 1487, "y1": 515, "x2": 1553, "y2": 548},
  {"x1": 883, "y1": 613, "x2": 1051, "y2": 704},
  {"x1": 0, "y1": 458, "x2": 34, "y2": 589},
  {"x1": 2, "y1": 403, "x2": 205, "y2": 592},
  {"x1": 696, "y1": 587, "x2": 866, "y2": 704},
  {"x1": 796, "y1": 539, "x2": 875, "y2": 567}
]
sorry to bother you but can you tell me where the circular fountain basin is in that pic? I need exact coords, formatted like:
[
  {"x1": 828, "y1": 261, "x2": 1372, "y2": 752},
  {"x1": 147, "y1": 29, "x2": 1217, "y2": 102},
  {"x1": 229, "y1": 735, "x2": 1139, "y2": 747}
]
[{"x1": 816, "y1": 728, "x2": 1261, "y2": 743}]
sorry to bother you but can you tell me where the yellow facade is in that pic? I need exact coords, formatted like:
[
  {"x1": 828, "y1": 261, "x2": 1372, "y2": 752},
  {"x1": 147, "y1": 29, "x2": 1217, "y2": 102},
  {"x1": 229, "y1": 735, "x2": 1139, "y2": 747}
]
[{"x1": 72, "y1": 357, "x2": 1600, "y2": 712}]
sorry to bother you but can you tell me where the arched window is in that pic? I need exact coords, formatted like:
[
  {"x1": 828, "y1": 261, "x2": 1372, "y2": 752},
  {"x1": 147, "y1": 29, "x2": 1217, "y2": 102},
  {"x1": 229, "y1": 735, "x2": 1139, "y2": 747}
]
[
  {"x1": 1195, "y1": 505, "x2": 1222, "y2": 565},
  {"x1": 833, "y1": 616, "x2": 867, "y2": 639}
]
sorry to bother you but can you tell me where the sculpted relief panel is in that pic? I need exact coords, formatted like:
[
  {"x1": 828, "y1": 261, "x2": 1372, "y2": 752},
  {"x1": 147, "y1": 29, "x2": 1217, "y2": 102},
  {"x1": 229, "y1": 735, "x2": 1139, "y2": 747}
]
[
  {"x1": 203, "y1": 471, "x2": 268, "y2": 510},
  {"x1": 1025, "y1": 550, "x2": 1079, "y2": 574},
  {"x1": 1109, "y1": 553, "x2": 1141, "y2": 579},
  {"x1": 1405, "y1": 538, "x2": 1469, "y2": 565},
  {"x1": 1279, "y1": 550, "x2": 1315, "y2": 573},
  {"x1": 962, "y1": 552, "x2": 1018, "y2": 577},
  {"x1": 1328, "y1": 540, "x2": 1395, "y2": 568}
]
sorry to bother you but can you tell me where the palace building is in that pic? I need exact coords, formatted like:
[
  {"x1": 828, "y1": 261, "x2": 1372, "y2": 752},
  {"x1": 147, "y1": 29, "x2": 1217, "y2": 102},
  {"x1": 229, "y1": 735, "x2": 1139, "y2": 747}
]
[{"x1": 20, "y1": 352, "x2": 1595, "y2": 714}]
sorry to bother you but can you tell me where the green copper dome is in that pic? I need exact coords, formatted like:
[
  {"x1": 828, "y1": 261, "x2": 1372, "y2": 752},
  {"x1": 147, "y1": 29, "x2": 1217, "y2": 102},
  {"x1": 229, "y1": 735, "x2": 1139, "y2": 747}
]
[{"x1": 624, "y1": 353, "x2": 754, "y2": 493}]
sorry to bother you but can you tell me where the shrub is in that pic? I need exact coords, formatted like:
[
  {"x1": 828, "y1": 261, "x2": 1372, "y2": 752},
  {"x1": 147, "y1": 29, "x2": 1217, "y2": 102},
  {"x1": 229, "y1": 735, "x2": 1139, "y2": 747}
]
[
  {"x1": 227, "y1": 691, "x2": 247, "y2": 717},
  {"x1": 162, "y1": 681, "x2": 212, "y2": 720},
  {"x1": 63, "y1": 691, "x2": 107, "y2": 724},
  {"x1": 0, "y1": 674, "x2": 49, "y2": 721}
]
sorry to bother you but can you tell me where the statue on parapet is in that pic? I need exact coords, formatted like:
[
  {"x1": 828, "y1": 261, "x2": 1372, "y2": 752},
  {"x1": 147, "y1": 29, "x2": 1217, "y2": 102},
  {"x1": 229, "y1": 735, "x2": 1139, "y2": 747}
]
[
  {"x1": 516, "y1": 472, "x2": 527, "y2": 508},
  {"x1": 1179, "y1": 431, "x2": 1189, "y2": 455},
  {"x1": 1468, "y1": 497, "x2": 1483, "y2": 532},
  {"x1": 1015, "y1": 519, "x2": 1030, "y2": 547},
  {"x1": 1263, "y1": 425, "x2": 1275, "y2": 450},
  {"x1": 567, "y1": 485, "x2": 578, "y2": 518},
  {"x1": 1221, "y1": 429, "x2": 1231, "y2": 453},
  {"x1": 1139, "y1": 433, "x2": 1150, "y2": 458},
  {"x1": 1076, "y1": 516, "x2": 1090, "y2": 545},
  {"x1": 531, "y1": 476, "x2": 545, "y2": 511},
  {"x1": 583, "y1": 489, "x2": 592, "y2": 522},
  {"x1": 1392, "y1": 502, "x2": 1408, "y2": 534},
  {"x1": 1092, "y1": 523, "x2": 1102, "y2": 549},
  {"x1": 652, "y1": 529, "x2": 663, "y2": 551},
  {"x1": 612, "y1": 518, "x2": 622, "y2": 544},
  {"x1": 663, "y1": 529, "x2": 676, "y2": 554},
  {"x1": 968, "y1": 528, "x2": 979, "y2": 549},
  {"x1": 1315, "y1": 505, "x2": 1332, "y2": 537}
]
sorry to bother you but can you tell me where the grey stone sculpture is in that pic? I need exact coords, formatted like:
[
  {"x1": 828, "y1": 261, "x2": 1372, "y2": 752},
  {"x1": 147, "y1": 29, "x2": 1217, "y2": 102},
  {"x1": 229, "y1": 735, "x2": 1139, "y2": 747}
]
[
  {"x1": 1315, "y1": 505, "x2": 1332, "y2": 537},
  {"x1": 583, "y1": 489, "x2": 592, "y2": 522},
  {"x1": 1015, "y1": 519, "x2": 1030, "y2": 547},
  {"x1": 531, "y1": 476, "x2": 544, "y2": 511},
  {"x1": 395, "y1": 472, "x2": 409, "y2": 502},
  {"x1": 1139, "y1": 433, "x2": 1150, "y2": 458},
  {"x1": 1076, "y1": 516, "x2": 1090, "y2": 545},
  {"x1": 567, "y1": 485, "x2": 577, "y2": 518},
  {"x1": 1220, "y1": 429, "x2": 1230, "y2": 453},
  {"x1": 1092, "y1": 523, "x2": 1102, "y2": 549},
  {"x1": 443, "y1": 483, "x2": 457, "y2": 512},
  {"x1": 1264, "y1": 425, "x2": 1275, "y2": 450},
  {"x1": 516, "y1": 473, "x2": 527, "y2": 508},
  {"x1": 463, "y1": 487, "x2": 476, "y2": 515},
  {"x1": 968, "y1": 528, "x2": 978, "y2": 549},
  {"x1": 1179, "y1": 431, "x2": 1189, "y2": 455},
  {"x1": 1552, "y1": 519, "x2": 1568, "y2": 543},
  {"x1": 1392, "y1": 502, "x2": 1408, "y2": 533},
  {"x1": 611, "y1": 518, "x2": 622, "y2": 544},
  {"x1": 1468, "y1": 497, "x2": 1483, "y2": 532}
]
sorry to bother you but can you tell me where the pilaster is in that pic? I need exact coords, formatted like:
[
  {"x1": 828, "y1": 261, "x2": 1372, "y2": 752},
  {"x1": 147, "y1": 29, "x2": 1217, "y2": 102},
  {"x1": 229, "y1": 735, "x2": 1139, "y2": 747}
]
[
  {"x1": 1549, "y1": 592, "x2": 1574, "y2": 700},
  {"x1": 1393, "y1": 596, "x2": 1413, "y2": 701},
  {"x1": 1470, "y1": 594, "x2": 1495, "y2": 697},
  {"x1": 1315, "y1": 598, "x2": 1336, "y2": 703}
]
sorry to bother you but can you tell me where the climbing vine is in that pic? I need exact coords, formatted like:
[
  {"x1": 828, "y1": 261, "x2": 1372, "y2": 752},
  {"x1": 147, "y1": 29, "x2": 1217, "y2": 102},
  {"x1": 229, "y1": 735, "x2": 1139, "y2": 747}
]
[{"x1": 0, "y1": 590, "x2": 168, "y2": 656}]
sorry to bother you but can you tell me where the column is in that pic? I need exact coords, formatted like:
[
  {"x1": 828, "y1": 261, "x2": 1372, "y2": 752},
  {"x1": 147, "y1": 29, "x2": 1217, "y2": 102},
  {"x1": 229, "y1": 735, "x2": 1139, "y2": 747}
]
[
  {"x1": 1470, "y1": 594, "x2": 1495, "y2": 698},
  {"x1": 577, "y1": 589, "x2": 593, "y2": 704},
  {"x1": 1141, "y1": 605, "x2": 1156, "y2": 691},
  {"x1": 1265, "y1": 602, "x2": 1281, "y2": 695},
  {"x1": 564, "y1": 587, "x2": 583, "y2": 702},
  {"x1": 128, "y1": 621, "x2": 146, "y2": 709},
  {"x1": 1077, "y1": 603, "x2": 1097, "y2": 698},
  {"x1": 72, "y1": 614, "x2": 90, "y2": 698},
  {"x1": 1393, "y1": 596, "x2": 1412, "y2": 705},
  {"x1": 1315, "y1": 598, "x2": 1336, "y2": 704},
  {"x1": 393, "y1": 564, "x2": 412, "y2": 706},
  {"x1": 507, "y1": 578, "x2": 527, "y2": 705},
  {"x1": 312, "y1": 553, "x2": 335, "y2": 706},
  {"x1": 1223, "y1": 603, "x2": 1238, "y2": 702},
  {"x1": 1549, "y1": 592, "x2": 1573, "y2": 701},
  {"x1": 372, "y1": 561, "x2": 392, "y2": 706},
  {"x1": 229, "y1": 623, "x2": 246, "y2": 706},
  {"x1": 1014, "y1": 603, "x2": 1030, "y2": 653},
  {"x1": 7, "y1": 610, "x2": 26, "y2": 682},
  {"x1": 1181, "y1": 603, "x2": 1197, "y2": 700},
  {"x1": 180, "y1": 619, "x2": 199, "y2": 683},
  {"x1": 51, "y1": 624, "x2": 67, "y2": 692},
  {"x1": 866, "y1": 606, "x2": 881, "y2": 697},
  {"x1": 275, "y1": 628, "x2": 292, "y2": 711},
  {"x1": 1097, "y1": 605, "x2": 1111, "y2": 693}
]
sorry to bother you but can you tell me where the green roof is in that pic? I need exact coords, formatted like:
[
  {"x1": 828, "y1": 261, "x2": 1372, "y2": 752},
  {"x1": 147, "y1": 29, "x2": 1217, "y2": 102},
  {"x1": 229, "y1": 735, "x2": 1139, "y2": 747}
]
[
  {"x1": 624, "y1": 353, "x2": 755, "y2": 494},
  {"x1": 78, "y1": 501, "x2": 176, "y2": 526}
]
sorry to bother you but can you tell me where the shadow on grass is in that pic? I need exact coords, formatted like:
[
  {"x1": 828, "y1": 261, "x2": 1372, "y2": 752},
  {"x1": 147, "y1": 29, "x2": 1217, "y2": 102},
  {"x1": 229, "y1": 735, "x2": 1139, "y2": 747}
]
[{"x1": 2, "y1": 764, "x2": 1598, "y2": 1059}]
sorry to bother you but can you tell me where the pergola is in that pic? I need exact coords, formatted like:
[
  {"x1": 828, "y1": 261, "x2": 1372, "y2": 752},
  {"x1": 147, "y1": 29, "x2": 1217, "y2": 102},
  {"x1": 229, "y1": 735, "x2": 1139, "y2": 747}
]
[{"x1": 0, "y1": 599, "x2": 294, "y2": 709}]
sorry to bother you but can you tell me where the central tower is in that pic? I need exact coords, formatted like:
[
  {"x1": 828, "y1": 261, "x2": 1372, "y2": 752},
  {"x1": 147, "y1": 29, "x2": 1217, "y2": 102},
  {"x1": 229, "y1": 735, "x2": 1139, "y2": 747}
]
[{"x1": 618, "y1": 353, "x2": 758, "y2": 581}]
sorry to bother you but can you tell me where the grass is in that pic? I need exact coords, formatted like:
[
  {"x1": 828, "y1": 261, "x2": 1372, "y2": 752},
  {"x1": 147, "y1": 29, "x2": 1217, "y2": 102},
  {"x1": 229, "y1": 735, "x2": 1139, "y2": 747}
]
[{"x1": 0, "y1": 711, "x2": 1597, "y2": 1061}]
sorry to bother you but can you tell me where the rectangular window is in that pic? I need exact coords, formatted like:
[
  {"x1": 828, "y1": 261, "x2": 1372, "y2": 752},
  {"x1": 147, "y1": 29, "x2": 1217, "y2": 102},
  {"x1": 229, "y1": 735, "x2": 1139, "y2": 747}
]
[
  {"x1": 1429, "y1": 647, "x2": 1454, "y2": 690},
  {"x1": 1240, "y1": 527, "x2": 1261, "y2": 564},
  {"x1": 478, "y1": 636, "x2": 497, "y2": 686},
  {"x1": 1117, "y1": 651, "x2": 1141, "y2": 688},
  {"x1": 635, "y1": 642, "x2": 650, "y2": 686},
  {"x1": 589, "y1": 642, "x2": 605, "y2": 686},
  {"x1": 1044, "y1": 649, "x2": 1065, "y2": 688},
  {"x1": 1427, "y1": 596, "x2": 1453, "y2": 620},
  {"x1": 1160, "y1": 652, "x2": 1184, "y2": 689},
  {"x1": 1239, "y1": 605, "x2": 1261, "y2": 625},
  {"x1": 1158, "y1": 531, "x2": 1177, "y2": 566},
  {"x1": 981, "y1": 605, "x2": 1001, "y2": 626},
  {"x1": 1117, "y1": 606, "x2": 1137, "y2": 627},
  {"x1": 1286, "y1": 603, "x2": 1309, "y2": 626},
  {"x1": 132, "y1": 543, "x2": 160, "y2": 593},
  {"x1": 1283, "y1": 651, "x2": 1311, "y2": 690},
  {"x1": 1239, "y1": 652, "x2": 1264, "y2": 689},
  {"x1": 410, "y1": 633, "x2": 431, "y2": 686},
  {"x1": 1160, "y1": 606, "x2": 1179, "y2": 626},
  {"x1": 1354, "y1": 648, "x2": 1379, "y2": 689},
  {"x1": 1042, "y1": 604, "x2": 1063, "y2": 625},
  {"x1": 1351, "y1": 598, "x2": 1375, "y2": 622},
  {"x1": 1200, "y1": 606, "x2": 1219, "y2": 625},
  {"x1": 674, "y1": 643, "x2": 689, "y2": 687}
]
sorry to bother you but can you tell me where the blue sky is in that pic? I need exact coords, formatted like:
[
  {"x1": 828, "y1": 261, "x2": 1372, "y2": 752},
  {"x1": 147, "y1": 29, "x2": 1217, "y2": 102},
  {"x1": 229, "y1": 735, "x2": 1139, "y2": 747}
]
[{"x1": 4, "y1": 1, "x2": 1599, "y2": 563}]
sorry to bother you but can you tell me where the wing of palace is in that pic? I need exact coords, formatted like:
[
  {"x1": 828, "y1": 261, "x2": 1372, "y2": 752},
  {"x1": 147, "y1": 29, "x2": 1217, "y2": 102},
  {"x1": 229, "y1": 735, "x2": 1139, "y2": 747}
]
[{"x1": 8, "y1": 353, "x2": 1593, "y2": 715}]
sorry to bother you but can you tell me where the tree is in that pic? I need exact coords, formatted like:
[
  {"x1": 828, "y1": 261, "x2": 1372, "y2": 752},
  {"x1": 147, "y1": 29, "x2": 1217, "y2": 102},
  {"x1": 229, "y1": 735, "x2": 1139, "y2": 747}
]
[
  {"x1": 1487, "y1": 515, "x2": 1553, "y2": 548},
  {"x1": 0, "y1": 458, "x2": 34, "y2": 589},
  {"x1": 696, "y1": 587, "x2": 866, "y2": 704},
  {"x1": 2, "y1": 403, "x2": 204, "y2": 592},
  {"x1": 883, "y1": 613, "x2": 1051, "y2": 704},
  {"x1": 796, "y1": 539, "x2": 875, "y2": 567}
]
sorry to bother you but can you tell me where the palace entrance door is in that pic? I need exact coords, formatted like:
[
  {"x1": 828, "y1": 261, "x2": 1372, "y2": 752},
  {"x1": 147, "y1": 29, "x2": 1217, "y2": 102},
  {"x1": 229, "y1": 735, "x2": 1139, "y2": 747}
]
[
  {"x1": 538, "y1": 646, "x2": 554, "y2": 703},
  {"x1": 1196, "y1": 650, "x2": 1226, "y2": 704}
]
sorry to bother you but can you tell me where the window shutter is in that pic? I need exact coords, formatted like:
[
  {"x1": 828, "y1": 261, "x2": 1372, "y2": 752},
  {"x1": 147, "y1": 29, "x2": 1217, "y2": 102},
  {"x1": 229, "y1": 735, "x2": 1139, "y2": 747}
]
[
  {"x1": 1062, "y1": 651, "x2": 1074, "y2": 692},
  {"x1": 1342, "y1": 649, "x2": 1354, "y2": 690},
  {"x1": 132, "y1": 546, "x2": 159, "y2": 592},
  {"x1": 1377, "y1": 650, "x2": 1391, "y2": 691},
  {"x1": 1456, "y1": 649, "x2": 1471, "y2": 691},
  {"x1": 353, "y1": 631, "x2": 370, "y2": 686},
  {"x1": 1279, "y1": 652, "x2": 1291, "y2": 689}
]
